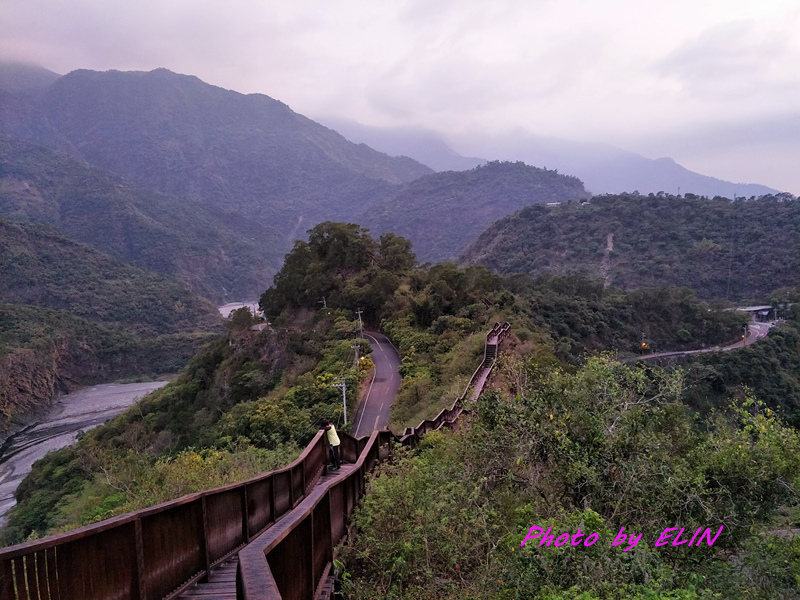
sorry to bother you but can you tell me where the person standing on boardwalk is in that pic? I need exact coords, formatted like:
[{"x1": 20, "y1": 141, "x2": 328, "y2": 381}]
[{"x1": 321, "y1": 419, "x2": 341, "y2": 470}]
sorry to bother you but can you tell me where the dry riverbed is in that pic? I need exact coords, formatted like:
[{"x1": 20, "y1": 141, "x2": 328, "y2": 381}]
[{"x1": 0, "y1": 381, "x2": 168, "y2": 527}]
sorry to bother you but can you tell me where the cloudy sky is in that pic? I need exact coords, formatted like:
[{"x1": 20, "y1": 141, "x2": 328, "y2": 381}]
[{"x1": 2, "y1": 0, "x2": 799, "y2": 192}]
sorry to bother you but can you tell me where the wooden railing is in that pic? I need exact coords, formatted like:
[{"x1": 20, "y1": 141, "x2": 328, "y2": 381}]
[
  {"x1": 237, "y1": 429, "x2": 394, "y2": 600},
  {"x1": 0, "y1": 323, "x2": 510, "y2": 600},
  {"x1": 239, "y1": 322, "x2": 512, "y2": 599},
  {"x1": 0, "y1": 431, "x2": 328, "y2": 600}
]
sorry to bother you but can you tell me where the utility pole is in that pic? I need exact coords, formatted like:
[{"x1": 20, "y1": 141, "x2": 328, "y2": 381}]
[
  {"x1": 318, "y1": 297, "x2": 327, "y2": 309},
  {"x1": 333, "y1": 378, "x2": 347, "y2": 425},
  {"x1": 351, "y1": 342, "x2": 360, "y2": 370},
  {"x1": 355, "y1": 308, "x2": 363, "y2": 339}
]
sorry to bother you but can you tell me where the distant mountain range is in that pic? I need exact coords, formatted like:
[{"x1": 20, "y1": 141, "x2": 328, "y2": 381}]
[
  {"x1": 0, "y1": 67, "x2": 432, "y2": 299},
  {"x1": 319, "y1": 119, "x2": 779, "y2": 198},
  {"x1": 0, "y1": 63, "x2": 786, "y2": 304},
  {"x1": 320, "y1": 117, "x2": 486, "y2": 172},
  {"x1": 0, "y1": 65, "x2": 595, "y2": 293}
]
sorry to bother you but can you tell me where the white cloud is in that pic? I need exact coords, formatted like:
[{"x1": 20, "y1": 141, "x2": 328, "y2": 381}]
[{"x1": 1, "y1": 0, "x2": 799, "y2": 191}]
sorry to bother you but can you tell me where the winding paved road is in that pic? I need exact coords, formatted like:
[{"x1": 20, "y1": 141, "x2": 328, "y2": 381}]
[
  {"x1": 633, "y1": 319, "x2": 777, "y2": 362},
  {"x1": 353, "y1": 332, "x2": 402, "y2": 437}
]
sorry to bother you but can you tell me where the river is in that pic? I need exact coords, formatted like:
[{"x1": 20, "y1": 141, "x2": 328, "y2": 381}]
[
  {"x1": 218, "y1": 301, "x2": 259, "y2": 318},
  {"x1": 0, "y1": 381, "x2": 168, "y2": 527}
]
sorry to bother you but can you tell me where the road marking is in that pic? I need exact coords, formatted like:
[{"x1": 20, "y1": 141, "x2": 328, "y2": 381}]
[
  {"x1": 355, "y1": 363, "x2": 377, "y2": 436},
  {"x1": 357, "y1": 332, "x2": 401, "y2": 436}
]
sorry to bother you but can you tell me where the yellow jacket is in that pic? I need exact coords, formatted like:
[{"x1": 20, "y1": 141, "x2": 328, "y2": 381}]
[{"x1": 325, "y1": 424, "x2": 340, "y2": 447}]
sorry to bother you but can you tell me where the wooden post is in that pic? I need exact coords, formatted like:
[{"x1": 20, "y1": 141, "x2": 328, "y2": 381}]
[
  {"x1": 241, "y1": 486, "x2": 250, "y2": 544},
  {"x1": 199, "y1": 497, "x2": 211, "y2": 583},
  {"x1": 134, "y1": 518, "x2": 147, "y2": 600},
  {"x1": 308, "y1": 511, "x2": 315, "y2": 596},
  {"x1": 269, "y1": 476, "x2": 276, "y2": 525}
]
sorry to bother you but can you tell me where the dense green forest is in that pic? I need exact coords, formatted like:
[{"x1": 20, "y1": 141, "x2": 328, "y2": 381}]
[
  {"x1": 0, "y1": 135, "x2": 276, "y2": 301},
  {"x1": 360, "y1": 161, "x2": 589, "y2": 262},
  {"x1": 463, "y1": 193, "x2": 800, "y2": 301},
  {"x1": 0, "y1": 219, "x2": 221, "y2": 333},
  {"x1": 0, "y1": 218, "x2": 223, "y2": 426},
  {"x1": 4, "y1": 222, "x2": 798, "y2": 599}
]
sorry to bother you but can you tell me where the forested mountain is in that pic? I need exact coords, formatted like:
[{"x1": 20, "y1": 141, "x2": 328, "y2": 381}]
[
  {"x1": 0, "y1": 219, "x2": 223, "y2": 428},
  {"x1": 0, "y1": 219, "x2": 221, "y2": 334},
  {"x1": 463, "y1": 193, "x2": 800, "y2": 301},
  {"x1": 0, "y1": 135, "x2": 275, "y2": 300},
  {"x1": 0, "y1": 63, "x2": 60, "y2": 95},
  {"x1": 0, "y1": 68, "x2": 434, "y2": 293},
  {"x1": 360, "y1": 161, "x2": 590, "y2": 262},
  {"x1": 1, "y1": 73, "x2": 594, "y2": 289}
]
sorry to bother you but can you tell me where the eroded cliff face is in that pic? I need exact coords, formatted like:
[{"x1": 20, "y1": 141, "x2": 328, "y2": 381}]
[
  {"x1": 0, "y1": 343, "x2": 64, "y2": 428},
  {"x1": 0, "y1": 332, "x2": 213, "y2": 433}
]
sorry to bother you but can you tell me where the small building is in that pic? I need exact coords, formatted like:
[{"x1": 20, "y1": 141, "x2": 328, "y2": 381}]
[{"x1": 735, "y1": 305, "x2": 773, "y2": 321}]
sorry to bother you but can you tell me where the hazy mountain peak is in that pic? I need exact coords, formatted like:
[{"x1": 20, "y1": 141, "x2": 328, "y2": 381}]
[
  {"x1": 0, "y1": 62, "x2": 61, "y2": 95},
  {"x1": 319, "y1": 118, "x2": 778, "y2": 198},
  {"x1": 318, "y1": 117, "x2": 486, "y2": 172}
]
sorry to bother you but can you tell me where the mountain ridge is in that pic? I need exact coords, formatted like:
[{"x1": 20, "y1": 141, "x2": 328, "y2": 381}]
[
  {"x1": 462, "y1": 193, "x2": 800, "y2": 301},
  {"x1": 316, "y1": 118, "x2": 780, "y2": 198},
  {"x1": 359, "y1": 160, "x2": 590, "y2": 262},
  {"x1": 0, "y1": 134, "x2": 277, "y2": 301}
]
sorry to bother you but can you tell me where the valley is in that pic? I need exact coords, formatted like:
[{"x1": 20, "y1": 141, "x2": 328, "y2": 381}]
[
  {"x1": 0, "y1": 62, "x2": 799, "y2": 599},
  {"x1": 0, "y1": 380, "x2": 168, "y2": 526}
]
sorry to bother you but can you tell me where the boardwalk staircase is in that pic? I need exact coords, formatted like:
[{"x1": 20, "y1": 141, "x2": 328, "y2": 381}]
[{"x1": 0, "y1": 323, "x2": 511, "y2": 600}]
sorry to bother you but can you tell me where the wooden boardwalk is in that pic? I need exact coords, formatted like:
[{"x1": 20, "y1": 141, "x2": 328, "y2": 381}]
[
  {"x1": 176, "y1": 464, "x2": 354, "y2": 600},
  {"x1": 177, "y1": 558, "x2": 238, "y2": 599}
]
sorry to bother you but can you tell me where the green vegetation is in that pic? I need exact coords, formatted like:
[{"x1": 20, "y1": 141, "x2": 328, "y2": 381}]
[
  {"x1": 5, "y1": 220, "x2": 794, "y2": 600},
  {"x1": 681, "y1": 290, "x2": 800, "y2": 427},
  {"x1": 262, "y1": 223, "x2": 746, "y2": 428},
  {"x1": 505, "y1": 274, "x2": 747, "y2": 360},
  {"x1": 0, "y1": 219, "x2": 221, "y2": 334},
  {"x1": 361, "y1": 161, "x2": 589, "y2": 262},
  {"x1": 0, "y1": 135, "x2": 275, "y2": 301},
  {"x1": 463, "y1": 193, "x2": 800, "y2": 302},
  {"x1": 340, "y1": 357, "x2": 800, "y2": 599}
]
